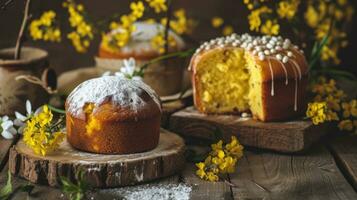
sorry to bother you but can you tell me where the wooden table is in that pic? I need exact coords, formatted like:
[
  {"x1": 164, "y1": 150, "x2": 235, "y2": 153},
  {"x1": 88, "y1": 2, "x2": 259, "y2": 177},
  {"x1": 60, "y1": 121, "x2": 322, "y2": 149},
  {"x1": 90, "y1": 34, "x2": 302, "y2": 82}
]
[{"x1": 2, "y1": 133, "x2": 357, "y2": 200}]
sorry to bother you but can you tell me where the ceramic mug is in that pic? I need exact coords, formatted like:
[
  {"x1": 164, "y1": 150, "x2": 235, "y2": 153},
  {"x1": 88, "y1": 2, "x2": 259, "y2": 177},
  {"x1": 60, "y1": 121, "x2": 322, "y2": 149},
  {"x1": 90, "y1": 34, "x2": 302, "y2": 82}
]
[{"x1": 0, "y1": 47, "x2": 51, "y2": 116}]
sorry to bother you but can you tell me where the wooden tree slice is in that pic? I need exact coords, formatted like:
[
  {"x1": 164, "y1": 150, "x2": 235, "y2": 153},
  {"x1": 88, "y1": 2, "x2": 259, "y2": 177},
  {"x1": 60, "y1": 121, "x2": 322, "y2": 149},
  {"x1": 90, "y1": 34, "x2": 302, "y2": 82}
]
[
  {"x1": 8, "y1": 129, "x2": 185, "y2": 188},
  {"x1": 169, "y1": 107, "x2": 331, "y2": 153}
]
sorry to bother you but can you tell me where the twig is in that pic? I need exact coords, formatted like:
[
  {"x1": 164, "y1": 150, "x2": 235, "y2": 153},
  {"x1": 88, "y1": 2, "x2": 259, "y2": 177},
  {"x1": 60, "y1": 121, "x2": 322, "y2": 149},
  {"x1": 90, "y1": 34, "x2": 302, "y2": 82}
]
[
  {"x1": 0, "y1": 0, "x2": 14, "y2": 10},
  {"x1": 14, "y1": 0, "x2": 31, "y2": 60},
  {"x1": 164, "y1": 0, "x2": 173, "y2": 55}
]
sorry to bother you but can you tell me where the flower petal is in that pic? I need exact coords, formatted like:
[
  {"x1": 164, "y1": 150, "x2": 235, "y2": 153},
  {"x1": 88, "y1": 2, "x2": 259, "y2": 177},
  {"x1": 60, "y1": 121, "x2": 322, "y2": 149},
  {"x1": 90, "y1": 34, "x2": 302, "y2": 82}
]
[
  {"x1": 15, "y1": 112, "x2": 27, "y2": 121},
  {"x1": 8, "y1": 127, "x2": 17, "y2": 135},
  {"x1": 1, "y1": 130, "x2": 13, "y2": 139},
  {"x1": 2, "y1": 115, "x2": 9, "y2": 121},
  {"x1": 35, "y1": 107, "x2": 43, "y2": 115},
  {"x1": 18, "y1": 126, "x2": 25, "y2": 134},
  {"x1": 26, "y1": 100, "x2": 32, "y2": 114},
  {"x1": 2, "y1": 120, "x2": 13, "y2": 130},
  {"x1": 14, "y1": 119, "x2": 25, "y2": 127}
]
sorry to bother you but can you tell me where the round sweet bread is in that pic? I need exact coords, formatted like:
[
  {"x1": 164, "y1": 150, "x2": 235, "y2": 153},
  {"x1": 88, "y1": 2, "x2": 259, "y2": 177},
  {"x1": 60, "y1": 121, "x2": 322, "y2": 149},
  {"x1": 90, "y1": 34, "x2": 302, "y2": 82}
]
[
  {"x1": 98, "y1": 22, "x2": 186, "y2": 60},
  {"x1": 65, "y1": 76, "x2": 161, "y2": 154}
]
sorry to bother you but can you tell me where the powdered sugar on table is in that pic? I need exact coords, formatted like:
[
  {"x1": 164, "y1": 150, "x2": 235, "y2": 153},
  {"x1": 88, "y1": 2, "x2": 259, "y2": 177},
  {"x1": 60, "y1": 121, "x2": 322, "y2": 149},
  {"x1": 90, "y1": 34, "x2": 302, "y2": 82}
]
[{"x1": 67, "y1": 76, "x2": 161, "y2": 117}]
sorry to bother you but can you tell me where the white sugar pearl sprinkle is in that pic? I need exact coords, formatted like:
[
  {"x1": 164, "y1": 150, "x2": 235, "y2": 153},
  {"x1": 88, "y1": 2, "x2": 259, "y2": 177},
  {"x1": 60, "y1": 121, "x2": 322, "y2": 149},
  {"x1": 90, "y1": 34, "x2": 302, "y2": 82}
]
[
  {"x1": 276, "y1": 54, "x2": 283, "y2": 60},
  {"x1": 282, "y1": 56, "x2": 289, "y2": 63},
  {"x1": 264, "y1": 50, "x2": 270, "y2": 55},
  {"x1": 287, "y1": 51, "x2": 293, "y2": 57},
  {"x1": 259, "y1": 54, "x2": 265, "y2": 60}
]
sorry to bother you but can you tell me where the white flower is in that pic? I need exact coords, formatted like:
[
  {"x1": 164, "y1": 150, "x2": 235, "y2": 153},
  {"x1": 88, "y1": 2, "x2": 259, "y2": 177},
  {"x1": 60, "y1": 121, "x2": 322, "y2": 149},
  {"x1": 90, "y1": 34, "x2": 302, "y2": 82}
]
[
  {"x1": 102, "y1": 71, "x2": 111, "y2": 76},
  {"x1": 14, "y1": 100, "x2": 41, "y2": 134},
  {"x1": 114, "y1": 58, "x2": 143, "y2": 81},
  {"x1": 0, "y1": 116, "x2": 17, "y2": 139}
]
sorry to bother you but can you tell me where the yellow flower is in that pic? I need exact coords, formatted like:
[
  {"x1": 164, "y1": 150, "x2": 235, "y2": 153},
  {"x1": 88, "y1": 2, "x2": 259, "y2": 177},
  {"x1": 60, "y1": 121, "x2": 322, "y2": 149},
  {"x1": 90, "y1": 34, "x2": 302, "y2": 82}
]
[
  {"x1": 248, "y1": 6, "x2": 272, "y2": 32},
  {"x1": 130, "y1": 1, "x2": 145, "y2": 19},
  {"x1": 29, "y1": 10, "x2": 61, "y2": 42},
  {"x1": 222, "y1": 25, "x2": 234, "y2": 36},
  {"x1": 304, "y1": 5, "x2": 319, "y2": 28},
  {"x1": 306, "y1": 102, "x2": 329, "y2": 125},
  {"x1": 195, "y1": 136, "x2": 244, "y2": 182},
  {"x1": 23, "y1": 105, "x2": 65, "y2": 156},
  {"x1": 277, "y1": 0, "x2": 300, "y2": 20},
  {"x1": 211, "y1": 17, "x2": 224, "y2": 28},
  {"x1": 342, "y1": 100, "x2": 357, "y2": 118},
  {"x1": 206, "y1": 172, "x2": 219, "y2": 182},
  {"x1": 260, "y1": 20, "x2": 280, "y2": 35},
  {"x1": 63, "y1": 1, "x2": 93, "y2": 53},
  {"x1": 338, "y1": 120, "x2": 354, "y2": 132},
  {"x1": 146, "y1": 0, "x2": 167, "y2": 13}
]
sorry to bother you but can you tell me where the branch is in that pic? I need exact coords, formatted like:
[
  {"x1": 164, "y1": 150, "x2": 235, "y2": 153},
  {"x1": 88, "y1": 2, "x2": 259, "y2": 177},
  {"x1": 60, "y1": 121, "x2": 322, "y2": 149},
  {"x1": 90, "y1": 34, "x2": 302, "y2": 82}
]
[
  {"x1": 164, "y1": 0, "x2": 172, "y2": 55},
  {"x1": 14, "y1": 0, "x2": 31, "y2": 60},
  {"x1": 0, "y1": 0, "x2": 14, "y2": 10}
]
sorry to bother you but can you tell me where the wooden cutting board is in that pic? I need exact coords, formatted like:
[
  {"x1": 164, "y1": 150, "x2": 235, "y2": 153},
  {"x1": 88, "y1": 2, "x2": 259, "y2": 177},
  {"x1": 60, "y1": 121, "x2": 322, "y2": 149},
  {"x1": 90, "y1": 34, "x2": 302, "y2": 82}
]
[
  {"x1": 169, "y1": 107, "x2": 331, "y2": 153},
  {"x1": 8, "y1": 129, "x2": 185, "y2": 188}
]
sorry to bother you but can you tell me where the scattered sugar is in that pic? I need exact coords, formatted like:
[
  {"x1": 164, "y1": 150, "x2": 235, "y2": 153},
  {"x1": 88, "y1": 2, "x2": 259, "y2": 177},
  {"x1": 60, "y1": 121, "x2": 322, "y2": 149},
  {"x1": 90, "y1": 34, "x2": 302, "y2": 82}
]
[
  {"x1": 90, "y1": 184, "x2": 192, "y2": 200},
  {"x1": 67, "y1": 76, "x2": 161, "y2": 117}
]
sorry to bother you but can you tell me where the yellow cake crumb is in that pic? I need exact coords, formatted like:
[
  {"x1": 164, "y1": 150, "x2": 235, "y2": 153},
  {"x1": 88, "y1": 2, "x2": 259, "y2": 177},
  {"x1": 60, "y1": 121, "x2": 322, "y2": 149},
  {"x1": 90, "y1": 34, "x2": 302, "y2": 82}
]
[
  {"x1": 83, "y1": 103, "x2": 101, "y2": 135},
  {"x1": 195, "y1": 48, "x2": 264, "y2": 119}
]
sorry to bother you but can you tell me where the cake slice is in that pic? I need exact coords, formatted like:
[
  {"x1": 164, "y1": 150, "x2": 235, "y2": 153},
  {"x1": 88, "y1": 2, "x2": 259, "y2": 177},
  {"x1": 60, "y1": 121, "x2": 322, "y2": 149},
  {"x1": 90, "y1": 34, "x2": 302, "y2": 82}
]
[{"x1": 189, "y1": 34, "x2": 308, "y2": 121}]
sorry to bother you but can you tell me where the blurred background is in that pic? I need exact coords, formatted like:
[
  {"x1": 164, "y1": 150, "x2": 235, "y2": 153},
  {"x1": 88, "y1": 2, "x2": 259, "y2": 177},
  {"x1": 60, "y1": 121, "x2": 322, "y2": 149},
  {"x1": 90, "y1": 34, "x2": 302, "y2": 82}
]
[{"x1": 0, "y1": 0, "x2": 356, "y2": 75}]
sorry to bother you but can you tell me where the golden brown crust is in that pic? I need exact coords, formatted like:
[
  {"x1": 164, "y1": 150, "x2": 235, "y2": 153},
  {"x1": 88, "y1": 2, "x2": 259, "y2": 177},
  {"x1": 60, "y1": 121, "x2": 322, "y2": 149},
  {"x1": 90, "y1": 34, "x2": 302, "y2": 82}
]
[{"x1": 65, "y1": 100, "x2": 161, "y2": 154}]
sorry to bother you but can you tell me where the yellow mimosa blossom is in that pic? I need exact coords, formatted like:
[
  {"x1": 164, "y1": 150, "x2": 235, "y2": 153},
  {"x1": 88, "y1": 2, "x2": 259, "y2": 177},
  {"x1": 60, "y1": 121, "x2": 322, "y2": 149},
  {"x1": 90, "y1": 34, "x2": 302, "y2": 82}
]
[
  {"x1": 338, "y1": 120, "x2": 354, "y2": 132},
  {"x1": 211, "y1": 17, "x2": 224, "y2": 28},
  {"x1": 150, "y1": 33, "x2": 177, "y2": 54},
  {"x1": 195, "y1": 136, "x2": 243, "y2": 182},
  {"x1": 23, "y1": 105, "x2": 65, "y2": 156},
  {"x1": 29, "y1": 10, "x2": 61, "y2": 42},
  {"x1": 304, "y1": 5, "x2": 319, "y2": 28},
  {"x1": 222, "y1": 25, "x2": 234, "y2": 36},
  {"x1": 277, "y1": 0, "x2": 300, "y2": 20},
  {"x1": 260, "y1": 20, "x2": 280, "y2": 35},
  {"x1": 248, "y1": 6, "x2": 272, "y2": 32},
  {"x1": 146, "y1": 0, "x2": 167, "y2": 13},
  {"x1": 130, "y1": 1, "x2": 145, "y2": 19},
  {"x1": 63, "y1": 1, "x2": 93, "y2": 53},
  {"x1": 306, "y1": 102, "x2": 329, "y2": 125}
]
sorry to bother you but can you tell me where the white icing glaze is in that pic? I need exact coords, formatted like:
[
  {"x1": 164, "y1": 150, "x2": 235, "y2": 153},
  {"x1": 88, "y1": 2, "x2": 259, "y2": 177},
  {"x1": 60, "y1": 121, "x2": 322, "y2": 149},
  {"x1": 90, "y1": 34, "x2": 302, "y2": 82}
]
[
  {"x1": 67, "y1": 76, "x2": 161, "y2": 117},
  {"x1": 108, "y1": 22, "x2": 185, "y2": 54}
]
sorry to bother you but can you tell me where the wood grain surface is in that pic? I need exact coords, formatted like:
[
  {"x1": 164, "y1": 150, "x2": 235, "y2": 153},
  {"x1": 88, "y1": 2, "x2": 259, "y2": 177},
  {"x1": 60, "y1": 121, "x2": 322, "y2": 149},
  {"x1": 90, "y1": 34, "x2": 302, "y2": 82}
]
[
  {"x1": 170, "y1": 107, "x2": 330, "y2": 153},
  {"x1": 8, "y1": 129, "x2": 185, "y2": 188}
]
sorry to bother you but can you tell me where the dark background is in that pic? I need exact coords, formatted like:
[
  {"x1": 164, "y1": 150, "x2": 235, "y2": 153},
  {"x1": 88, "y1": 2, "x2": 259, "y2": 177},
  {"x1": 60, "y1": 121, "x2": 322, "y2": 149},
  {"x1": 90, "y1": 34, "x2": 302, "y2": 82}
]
[{"x1": 1, "y1": 0, "x2": 356, "y2": 76}]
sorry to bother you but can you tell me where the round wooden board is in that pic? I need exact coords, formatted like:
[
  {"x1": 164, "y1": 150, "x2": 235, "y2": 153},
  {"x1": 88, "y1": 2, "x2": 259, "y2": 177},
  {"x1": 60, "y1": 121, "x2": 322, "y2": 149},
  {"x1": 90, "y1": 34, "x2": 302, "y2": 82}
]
[{"x1": 8, "y1": 129, "x2": 185, "y2": 188}]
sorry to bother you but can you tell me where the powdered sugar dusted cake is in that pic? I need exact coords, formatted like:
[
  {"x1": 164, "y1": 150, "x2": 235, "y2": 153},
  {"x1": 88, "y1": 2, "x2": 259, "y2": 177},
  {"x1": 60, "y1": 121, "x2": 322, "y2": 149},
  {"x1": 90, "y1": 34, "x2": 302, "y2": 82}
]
[
  {"x1": 67, "y1": 76, "x2": 161, "y2": 118},
  {"x1": 65, "y1": 76, "x2": 162, "y2": 154}
]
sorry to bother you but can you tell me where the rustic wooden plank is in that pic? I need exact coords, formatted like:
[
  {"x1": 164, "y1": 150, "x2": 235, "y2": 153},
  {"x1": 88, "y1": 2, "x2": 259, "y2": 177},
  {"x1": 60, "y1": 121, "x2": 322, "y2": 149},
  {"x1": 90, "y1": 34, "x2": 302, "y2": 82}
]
[
  {"x1": 229, "y1": 145, "x2": 357, "y2": 200},
  {"x1": 9, "y1": 130, "x2": 185, "y2": 188},
  {"x1": 161, "y1": 100, "x2": 186, "y2": 128},
  {"x1": 328, "y1": 135, "x2": 357, "y2": 191},
  {"x1": 0, "y1": 138, "x2": 17, "y2": 172},
  {"x1": 169, "y1": 106, "x2": 330, "y2": 153},
  {"x1": 181, "y1": 163, "x2": 233, "y2": 200},
  {"x1": 1, "y1": 161, "x2": 183, "y2": 200}
]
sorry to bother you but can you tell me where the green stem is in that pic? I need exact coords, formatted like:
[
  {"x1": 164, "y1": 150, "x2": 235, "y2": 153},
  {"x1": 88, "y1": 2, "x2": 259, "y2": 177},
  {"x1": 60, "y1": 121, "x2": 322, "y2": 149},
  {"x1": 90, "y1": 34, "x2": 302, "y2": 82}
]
[
  {"x1": 47, "y1": 105, "x2": 66, "y2": 115},
  {"x1": 138, "y1": 48, "x2": 195, "y2": 74}
]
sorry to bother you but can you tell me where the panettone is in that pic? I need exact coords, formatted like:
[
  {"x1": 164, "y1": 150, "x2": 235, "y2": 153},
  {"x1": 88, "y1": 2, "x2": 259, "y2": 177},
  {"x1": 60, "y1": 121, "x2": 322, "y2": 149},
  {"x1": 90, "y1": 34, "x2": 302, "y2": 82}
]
[
  {"x1": 189, "y1": 34, "x2": 308, "y2": 121},
  {"x1": 65, "y1": 76, "x2": 161, "y2": 154}
]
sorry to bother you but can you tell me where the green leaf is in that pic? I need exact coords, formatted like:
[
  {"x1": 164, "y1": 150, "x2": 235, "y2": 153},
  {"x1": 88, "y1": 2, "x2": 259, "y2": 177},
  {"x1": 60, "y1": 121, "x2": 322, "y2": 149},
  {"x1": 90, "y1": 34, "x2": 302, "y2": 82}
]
[
  {"x1": 60, "y1": 170, "x2": 89, "y2": 200},
  {"x1": 0, "y1": 171, "x2": 12, "y2": 200},
  {"x1": 309, "y1": 33, "x2": 330, "y2": 71},
  {"x1": 47, "y1": 104, "x2": 66, "y2": 114}
]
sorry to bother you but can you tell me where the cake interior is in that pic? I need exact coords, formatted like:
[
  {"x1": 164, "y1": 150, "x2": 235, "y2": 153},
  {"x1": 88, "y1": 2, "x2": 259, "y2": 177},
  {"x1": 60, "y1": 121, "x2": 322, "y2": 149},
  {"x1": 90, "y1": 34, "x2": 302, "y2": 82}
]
[{"x1": 195, "y1": 48, "x2": 263, "y2": 118}]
